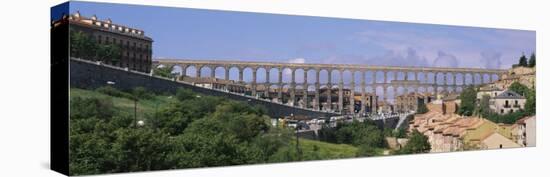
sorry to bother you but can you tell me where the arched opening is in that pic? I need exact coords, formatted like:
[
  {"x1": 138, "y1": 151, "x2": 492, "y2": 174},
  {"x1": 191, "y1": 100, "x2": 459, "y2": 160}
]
[
  {"x1": 307, "y1": 69, "x2": 317, "y2": 84},
  {"x1": 228, "y1": 67, "x2": 240, "y2": 81},
  {"x1": 282, "y1": 68, "x2": 292, "y2": 84},
  {"x1": 243, "y1": 67, "x2": 253, "y2": 83},
  {"x1": 295, "y1": 68, "x2": 305, "y2": 84},
  {"x1": 269, "y1": 68, "x2": 279, "y2": 83},
  {"x1": 199, "y1": 66, "x2": 212, "y2": 78},
  {"x1": 185, "y1": 65, "x2": 197, "y2": 78},
  {"x1": 331, "y1": 70, "x2": 341, "y2": 83},
  {"x1": 214, "y1": 66, "x2": 225, "y2": 80},
  {"x1": 365, "y1": 71, "x2": 374, "y2": 84},
  {"x1": 171, "y1": 65, "x2": 183, "y2": 76},
  {"x1": 256, "y1": 68, "x2": 267, "y2": 83},
  {"x1": 319, "y1": 69, "x2": 329, "y2": 84},
  {"x1": 342, "y1": 70, "x2": 352, "y2": 84}
]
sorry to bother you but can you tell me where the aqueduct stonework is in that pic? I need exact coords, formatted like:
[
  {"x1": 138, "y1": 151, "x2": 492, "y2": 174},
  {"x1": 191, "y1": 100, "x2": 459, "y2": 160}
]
[{"x1": 153, "y1": 59, "x2": 507, "y2": 114}]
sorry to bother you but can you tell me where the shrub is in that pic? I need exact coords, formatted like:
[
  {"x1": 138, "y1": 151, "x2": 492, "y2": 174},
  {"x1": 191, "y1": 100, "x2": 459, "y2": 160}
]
[
  {"x1": 96, "y1": 86, "x2": 134, "y2": 100},
  {"x1": 132, "y1": 87, "x2": 154, "y2": 100}
]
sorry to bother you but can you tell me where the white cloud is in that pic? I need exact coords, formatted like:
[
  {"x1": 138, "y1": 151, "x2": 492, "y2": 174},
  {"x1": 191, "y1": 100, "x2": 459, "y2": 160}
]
[{"x1": 287, "y1": 58, "x2": 306, "y2": 64}]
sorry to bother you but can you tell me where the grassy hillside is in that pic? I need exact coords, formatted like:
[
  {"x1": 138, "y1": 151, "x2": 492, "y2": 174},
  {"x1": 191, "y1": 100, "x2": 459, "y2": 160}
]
[
  {"x1": 70, "y1": 87, "x2": 177, "y2": 120},
  {"x1": 299, "y1": 139, "x2": 359, "y2": 159}
]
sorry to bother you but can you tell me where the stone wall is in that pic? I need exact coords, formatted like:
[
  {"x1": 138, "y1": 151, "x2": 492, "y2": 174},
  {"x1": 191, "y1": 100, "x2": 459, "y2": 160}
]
[{"x1": 69, "y1": 59, "x2": 338, "y2": 119}]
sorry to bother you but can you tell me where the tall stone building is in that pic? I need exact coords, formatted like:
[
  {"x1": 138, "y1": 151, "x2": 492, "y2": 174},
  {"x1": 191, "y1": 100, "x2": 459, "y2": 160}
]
[{"x1": 53, "y1": 11, "x2": 153, "y2": 73}]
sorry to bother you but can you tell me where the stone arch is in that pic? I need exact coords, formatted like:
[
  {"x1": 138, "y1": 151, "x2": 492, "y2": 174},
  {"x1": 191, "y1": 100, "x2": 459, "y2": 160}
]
[
  {"x1": 199, "y1": 65, "x2": 212, "y2": 78},
  {"x1": 464, "y1": 73, "x2": 474, "y2": 86},
  {"x1": 375, "y1": 70, "x2": 385, "y2": 83},
  {"x1": 445, "y1": 72, "x2": 454, "y2": 85},
  {"x1": 185, "y1": 65, "x2": 197, "y2": 77},
  {"x1": 269, "y1": 68, "x2": 279, "y2": 83},
  {"x1": 295, "y1": 68, "x2": 305, "y2": 84},
  {"x1": 213, "y1": 66, "x2": 226, "y2": 80},
  {"x1": 307, "y1": 69, "x2": 317, "y2": 84},
  {"x1": 353, "y1": 71, "x2": 362, "y2": 84},
  {"x1": 430, "y1": 72, "x2": 438, "y2": 84},
  {"x1": 342, "y1": 70, "x2": 353, "y2": 84},
  {"x1": 455, "y1": 73, "x2": 464, "y2": 85},
  {"x1": 417, "y1": 87, "x2": 426, "y2": 93},
  {"x1": 482, "y1": 73, "x2": 491, "y2": 84},
  {"x1": 365, "y1": 86, "x2": 374, "y2": 93},
  {"x1": 420, "y1": 72, "x2": 429, "y2": 83},
  {"x1": 331, "y1": 69, "x2": 341, "y2": 83},
  {"x1": 256, "y1": 67, "x2": 267, "y2": 83},
  {"x1": 282, "y1": 67, "x2": 293, "y2": 84},
  {"x1": 242, "y1": 67, "x2": 254, "y2": 83},
  {"x1": 407, "y1": 71, "x2": 416, "y2": 81},
  {"x1": 319, "y1": 69, "x2": 329, "y2": 84},
  {"x1": 170, "y1": 65, "x2": 184, "y2": 76},
  {"x1": 364, "y1": 70, "x2": 374, "y2": 84},
  {"x1": 436, "y1": 72, "x2": 446, "y2": 85},
  {"x1": 228, "y1": 66, "x2": 240, "y2": 81},
  {"x1": 395, "y1": 71, "x2": 405, "y2": 81},
  {"x1": 407, "y1": 86, "x2": 415, "y2": 93},
  {"x1": 473, "y1": 73, "x2": 482, "y2": 85}
]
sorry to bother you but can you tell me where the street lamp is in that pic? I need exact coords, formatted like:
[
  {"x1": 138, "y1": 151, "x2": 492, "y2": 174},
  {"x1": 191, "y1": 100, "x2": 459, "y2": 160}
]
[
  {"x1": 137, "y1": 120, "x2": 145, "y2": 127},
  {"x1": 291, "y1": 113, "x2": 302, "y2": 161}
]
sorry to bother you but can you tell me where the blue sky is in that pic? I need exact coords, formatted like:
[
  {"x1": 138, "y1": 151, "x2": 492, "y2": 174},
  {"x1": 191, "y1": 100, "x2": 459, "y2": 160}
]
[
  {"x1": 61, "y1": 1, "x2": 535, "y2": 70},
  {"x1": 55, "y1": 1, "x2": 535, "y2": 99}
]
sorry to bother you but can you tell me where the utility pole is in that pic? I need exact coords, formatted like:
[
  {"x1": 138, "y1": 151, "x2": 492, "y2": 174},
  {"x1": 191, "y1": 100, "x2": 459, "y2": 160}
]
[{"x1": 134, "y1": 98, "x2": 137, "y2": 128}]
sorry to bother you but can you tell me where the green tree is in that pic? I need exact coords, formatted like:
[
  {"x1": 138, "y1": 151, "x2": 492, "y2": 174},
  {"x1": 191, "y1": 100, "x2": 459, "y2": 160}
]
[
  {"x1": 525, "y1": 89, "x2": 536, "y2": 115},
  {"x1": 477, "y1": 95, "x2": 491, "y2": 116},
  {"x1": 175, "y1": 88, "x2": 196, "y2": 101},
  {"x1": 397, "y1": 129, "x2": 431, "y2": 154},
  {"x1": 70, "y1": 97, "x2": 115, "y2": 120},
  {"x1": 70, "y1": 30, "x2": 97, "y2": 59},
  {"x1": 153, "y1": 66, "x2": 174, "y2": 78},
  {"x1": 508, "y1": 82, "x2": 529, "y2": 96},
  {"x1": 458, "y1": 86, "x2": 477, "y2": 116},
  {"x1": 528, "y1": 53, "x2": 536, "y2": 67},
  {"x1": 70, "y1": 29, "x2": 121, "y2": 63},
  {"x1": 416, "y1": 102, "x2": 429, "y2": 114},
  {"x1": 110, "y1": 128, "x2": 174, "y2": 172},
  {"x1": 96, "y1": 43, "x2": 121, "y2": 64},
  {"x1": 132, "y1": 87, "x2": 154, "y2": 100},
  {"x1": 518, "y1": 54, "x2": 528, "y2": 67}
]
